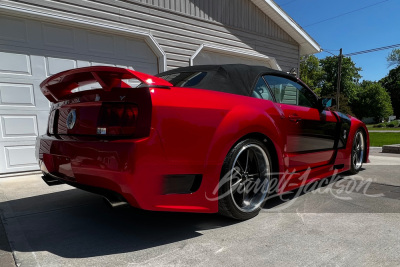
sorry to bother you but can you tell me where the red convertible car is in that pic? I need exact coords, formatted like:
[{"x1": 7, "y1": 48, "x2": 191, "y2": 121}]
[{"x1": 37, "y1": 64, "x2": 369, "y2": 220}]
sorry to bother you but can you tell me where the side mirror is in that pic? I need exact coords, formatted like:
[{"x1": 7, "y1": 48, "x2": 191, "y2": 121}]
[{"x1": 320, "y1": 98, "x2": 336, "y2": 109}]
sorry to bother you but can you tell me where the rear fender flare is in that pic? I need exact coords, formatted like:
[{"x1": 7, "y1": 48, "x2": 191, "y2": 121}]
[{"x1": 204, "y1": 105, "x2": 284, "y2": 177}]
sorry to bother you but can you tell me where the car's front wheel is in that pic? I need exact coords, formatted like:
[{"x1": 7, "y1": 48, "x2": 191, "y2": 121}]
[
  {"x1": 218, "y1": 139, "x2": 272, "y2": 220},
  {"x1": 349, "y1": 130, "x2": 366, "y2": 174}
]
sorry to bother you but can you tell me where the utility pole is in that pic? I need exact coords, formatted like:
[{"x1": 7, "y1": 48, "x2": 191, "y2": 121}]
[{"x1": 336, "y1": 48, "x2": 343, "y2": 111}]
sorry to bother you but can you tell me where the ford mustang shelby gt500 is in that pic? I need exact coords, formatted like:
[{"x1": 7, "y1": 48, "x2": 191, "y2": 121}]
[{"x1": 37, "y1": 64, "x2": 369, "y2": 220}]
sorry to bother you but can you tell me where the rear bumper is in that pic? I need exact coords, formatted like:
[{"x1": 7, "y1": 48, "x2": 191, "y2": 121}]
[{"x1": 36, "y1": 129, "x2": 218, "y2": 213}]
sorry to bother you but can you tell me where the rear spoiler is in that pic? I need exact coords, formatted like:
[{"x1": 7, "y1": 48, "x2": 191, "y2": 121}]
[{"x1": 40, "y1": 66, "x2": 173, "y2": 102}]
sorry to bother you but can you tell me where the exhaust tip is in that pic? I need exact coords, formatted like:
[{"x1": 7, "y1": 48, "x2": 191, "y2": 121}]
[
  {"x1": 103, "y1": 195, "x2": 130, "y2": 209},
  {"x1": 41, "y1": 173, "x2": 65, "y2": 186}
]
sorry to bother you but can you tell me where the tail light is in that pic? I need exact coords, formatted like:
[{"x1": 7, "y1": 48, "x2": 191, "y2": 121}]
[
  {"x1": 48, "y1": 110, "x2": 56, "y2": 135},
  {"x1": 97, "y1": 103, "x2": 138, "y2": 136}
]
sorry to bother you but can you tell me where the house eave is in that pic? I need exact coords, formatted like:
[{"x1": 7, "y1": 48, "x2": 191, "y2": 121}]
[{"x1": 250, "y1": 0, "x2": 321, "y2": 56}]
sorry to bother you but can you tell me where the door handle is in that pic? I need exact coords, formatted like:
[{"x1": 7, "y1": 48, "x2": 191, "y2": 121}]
[{"x1": 289, "y1": 114, "x2": 302, "y2": 122}]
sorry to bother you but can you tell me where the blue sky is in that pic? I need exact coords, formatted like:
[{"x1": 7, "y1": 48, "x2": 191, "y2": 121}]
[{"x1": 273, "y1": 0, "x2": 400, "y2": 81}]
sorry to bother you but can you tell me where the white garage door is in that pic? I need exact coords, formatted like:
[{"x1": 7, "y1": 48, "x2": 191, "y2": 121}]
[
  {"x1": 192, "y1": 49, "x2": 280, "y2": 70},
  {"x1": 0, "y1": 15, "x2": 158, "y2": 174}
]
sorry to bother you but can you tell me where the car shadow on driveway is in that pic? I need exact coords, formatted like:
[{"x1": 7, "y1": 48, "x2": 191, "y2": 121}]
[
  {"x1": 0, "y1": 188, "x2": 237, "y2": 259},
  {"x1": 262, "y1": 175, "x2": 344, "y2": 210},
  {"x1": 262, "y1": 171, "x2": 400, "y2": 214}
]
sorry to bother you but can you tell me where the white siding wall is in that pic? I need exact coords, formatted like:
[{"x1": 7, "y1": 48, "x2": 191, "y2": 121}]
[
  {"x1": 2, "y1": 0, "x2": 300, "y2": 72},
  {"x1": 133, "y1": 0, "x2": 295, "y2": 43}
]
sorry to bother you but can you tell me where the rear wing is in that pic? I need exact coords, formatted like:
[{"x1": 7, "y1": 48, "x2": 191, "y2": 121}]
[{"x1": 40, "y1": 66, "x2": 173, "y2": 102}]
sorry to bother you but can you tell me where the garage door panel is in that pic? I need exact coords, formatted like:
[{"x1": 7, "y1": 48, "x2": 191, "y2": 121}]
[
  {"x1": 77, "y1": 60, "x2": 91, "y2": 68},
  {"x1": 0, "y1": 16, "x2": 27, "y2": 43},
  {"x1": 42, "y1": 24, "x2": 76, "y2": 51},
  {"x1": 0, "y1": 51, "x2": 32, "y2": 75},
  {"x1": 5, "y1": 145, "x2": 37, "y2": 168},
  {"x1": 125, "y1": 39, "x2": 156, "y2": 62},
  {"x1": 87, "y1": 32, "x2": 115, "y2": 56},
  {"x1": 0, "y1": 110, "x2": 48, "y2": 141},
  {"x1": 0, "y1": 141, "x2": 38, "y2": 173},
  {"x1": 1, "y1": 115, "x2": 38, "y2": 138},
  {"x1": 46, "y1": 57, "x2": 77, "y2": 76},
  {"x1": 0, "y1": 83, "x2": 35, "y2": 106},
  {"x1": 30, "y1": 55, "x2": 50, "y2": 80},
  {"x1": 0, "y1": 80, "x2": 49, "y2": 111},
  {"x1": 32, "y1": 83, "x2": 51, "y2": 110}
]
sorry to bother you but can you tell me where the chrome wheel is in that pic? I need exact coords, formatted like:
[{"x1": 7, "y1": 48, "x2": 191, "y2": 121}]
[
  {"x1": 352, "y1": 131, "x2": 365, "y2": 171},
  {"x1": 229, "y1": 144, "x2": 271, "y2": 213}
]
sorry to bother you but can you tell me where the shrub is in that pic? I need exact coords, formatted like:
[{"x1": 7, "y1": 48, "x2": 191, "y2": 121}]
[{"x1": 386, "y1": 120, "x2": 399, "y2": 127}]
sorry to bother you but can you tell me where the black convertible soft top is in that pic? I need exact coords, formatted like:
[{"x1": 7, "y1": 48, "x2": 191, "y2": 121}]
[{"x1": 156, "y1": 64, "x2": 288, "y2": 96}]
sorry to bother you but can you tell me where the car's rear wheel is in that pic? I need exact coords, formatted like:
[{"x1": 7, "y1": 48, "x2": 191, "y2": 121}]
[
  {"x1": 218, "y1": 139, "x2": 272, "y2": 220},
  {"x1": 349, "y1": 130, "x2": 365, "y2": 174}
]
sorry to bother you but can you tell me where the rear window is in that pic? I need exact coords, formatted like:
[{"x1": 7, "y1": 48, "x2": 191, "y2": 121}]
[{"x1": 158, "y1": 72, "x2": 208, "y2": 88}]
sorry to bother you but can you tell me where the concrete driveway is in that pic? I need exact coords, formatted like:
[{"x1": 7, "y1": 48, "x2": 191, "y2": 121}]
[{"x1": 1, "y1": 148, "x2": 399, "y2": 266}]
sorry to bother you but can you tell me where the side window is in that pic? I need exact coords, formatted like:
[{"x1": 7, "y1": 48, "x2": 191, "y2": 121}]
[
  {"x1": 251, "y1": 77, "x2": 273, "y2": 101},
  {"x1": 263, "y1": 75, "x2": 317, "y2": 108}
]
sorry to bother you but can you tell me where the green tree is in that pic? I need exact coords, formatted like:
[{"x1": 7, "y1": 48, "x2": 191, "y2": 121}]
[
  {"x1": 387, "y1": 48, "x2": 400, "y2": 67},
  {"x1": 299, "y1": 55, "x2": 323, "y2": 96},
  {"x1": 319, "y1": 56, "x2": 362, "y2": 101},
  {"x1": 316, "y1": 56, "x2": 361, "y2": 114},
  {"x1": 380, "y1": 65, "x2": 400, "y2": 118},
  {"x1": 351, "y1": 81, "x2": 393, "y2": 120}
]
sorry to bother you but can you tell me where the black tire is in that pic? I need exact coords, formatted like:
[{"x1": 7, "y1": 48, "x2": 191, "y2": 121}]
[
  {"x1": 218, "y1": 139, "x2": 272, "y2": 220},
  {"x1": 349, "y1": 130, "x2": 366, "y2": 175}
]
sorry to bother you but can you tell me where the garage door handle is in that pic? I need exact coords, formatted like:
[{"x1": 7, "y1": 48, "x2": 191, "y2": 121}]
[{"x1": 289, "y1": 114, "x2": 302, "y2": 122}]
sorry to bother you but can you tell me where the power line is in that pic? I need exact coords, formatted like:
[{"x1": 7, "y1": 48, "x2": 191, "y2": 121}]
[
  {"x1": 304, "y1": 0, "x2": 390, "y2": 27},
  {"x1": 322, "y1": 48, "x2": 340, "y2": 52},
  {"x1": 344, "y1": 44, "x2": 400, "y2": 57},
  {"x1": 321, "y1": 49, "x2": 338, "y2": 56}
]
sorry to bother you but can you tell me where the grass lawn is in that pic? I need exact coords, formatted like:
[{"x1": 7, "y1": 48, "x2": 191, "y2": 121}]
[
  {"x1": 366, "y1": 125, "x2": 400, "y2": 131},
  {"x1": 369, "y1": 132, "x2": 400, "y2": 147},
  {"x1": 366, "y1": 121, "x2": 400, "y2": 131},
  {"x1": 368, "y1": 128, "x2": 400, "y2": 131}
]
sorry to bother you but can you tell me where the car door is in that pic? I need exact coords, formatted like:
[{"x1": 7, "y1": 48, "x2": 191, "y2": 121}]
[{"x1": 263, "y1": 75, "x2": 339, "y2": 173}]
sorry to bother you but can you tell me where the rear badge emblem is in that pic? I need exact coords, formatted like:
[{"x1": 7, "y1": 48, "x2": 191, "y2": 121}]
[{"x1": 66, "y1": 109, "x2": 76, "y2": 130}]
